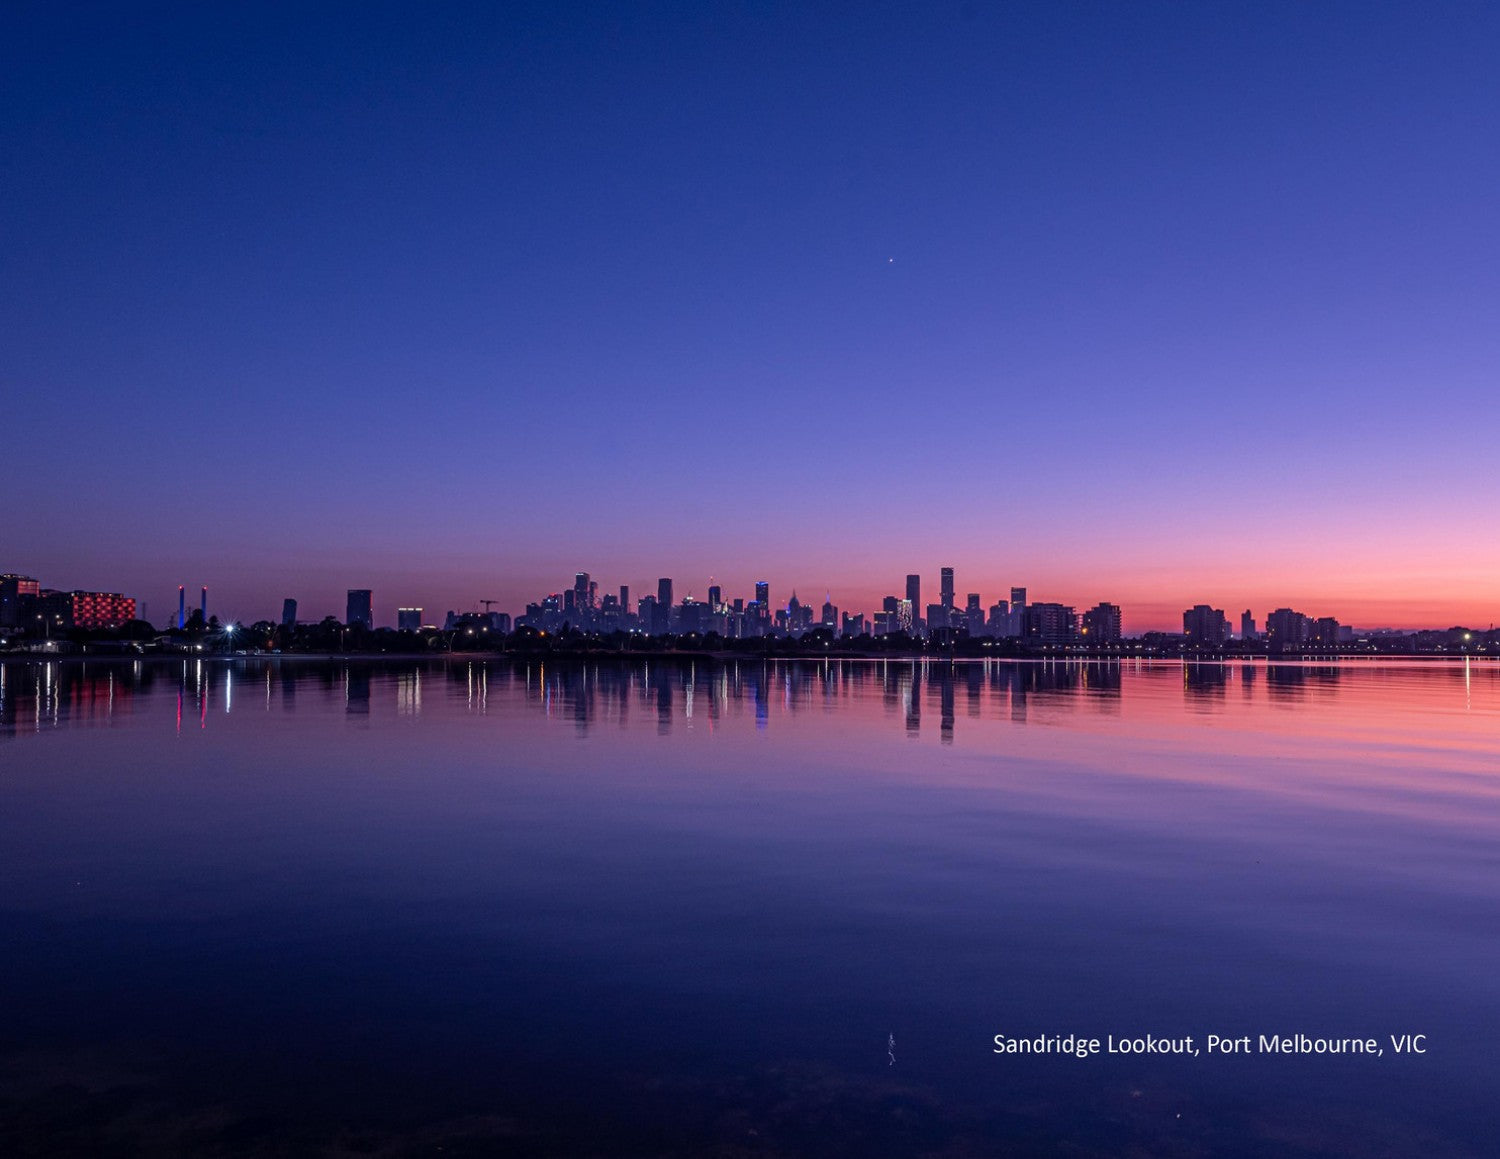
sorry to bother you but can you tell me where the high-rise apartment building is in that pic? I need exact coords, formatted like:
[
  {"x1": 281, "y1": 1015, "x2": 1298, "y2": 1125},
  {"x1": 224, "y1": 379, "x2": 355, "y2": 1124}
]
[
  {"x1": 0, "y1": 574, "x2": 40, "y2": 628},
  {"x1": 1082, "y1": 602, "x2": 1122, "y2": 642},
  {"x1": 1183, "y1": 605, "x2": 1229, "y2": 645},
  {"x1": 1024, "y1": 602, "x2": 1076, "y2": 646},
  {"x1": 1265, "y1": 608, "x2": 1309, "y2": 649}
]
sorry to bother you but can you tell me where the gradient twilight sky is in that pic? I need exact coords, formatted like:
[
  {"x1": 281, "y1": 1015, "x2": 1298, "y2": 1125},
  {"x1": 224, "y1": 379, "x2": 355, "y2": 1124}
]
[{"x1": 5, "y1": 2, "x2": 1499, "y2": 631}]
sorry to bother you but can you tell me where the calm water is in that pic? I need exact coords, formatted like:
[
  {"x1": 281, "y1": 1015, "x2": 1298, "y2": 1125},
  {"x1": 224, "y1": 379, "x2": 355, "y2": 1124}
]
[{"x1": 2, "y1": 657, "x2": 1498, "y2": 1157}]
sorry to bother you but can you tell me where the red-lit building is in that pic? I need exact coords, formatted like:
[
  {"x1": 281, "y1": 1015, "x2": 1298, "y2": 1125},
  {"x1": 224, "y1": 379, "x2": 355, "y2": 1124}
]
[
  {"x1": 0, "y1": 574, "x2": 40, "y2": 628},
  {"x1": 37, "y1": 589, "x2": 137, "y2": 630}
]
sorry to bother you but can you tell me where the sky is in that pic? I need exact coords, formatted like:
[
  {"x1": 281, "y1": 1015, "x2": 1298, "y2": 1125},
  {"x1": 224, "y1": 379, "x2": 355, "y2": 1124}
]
[{"x1": 4, "y1": 1, "x2": 1499, "y2": 631}]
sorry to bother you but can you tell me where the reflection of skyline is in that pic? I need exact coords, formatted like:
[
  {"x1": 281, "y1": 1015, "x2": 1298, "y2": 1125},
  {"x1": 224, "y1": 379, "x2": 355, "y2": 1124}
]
[{"x1": 5, "y1": 656, "x2": 1498, "y2": 743}]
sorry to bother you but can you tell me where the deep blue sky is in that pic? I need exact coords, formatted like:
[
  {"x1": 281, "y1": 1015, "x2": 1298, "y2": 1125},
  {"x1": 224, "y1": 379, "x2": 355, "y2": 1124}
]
[{"x1": 5, "y1": 2, "x2": 1498, "y2": 628}]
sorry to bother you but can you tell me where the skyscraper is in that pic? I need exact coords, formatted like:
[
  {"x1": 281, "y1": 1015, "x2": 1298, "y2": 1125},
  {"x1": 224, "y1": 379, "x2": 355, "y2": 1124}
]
[
  {"x1": 397, "y1": 607, "x2": 422, "y2": 632},
  {"x1": 905, "y1": 574, "x2": 921, "y2": 633},
  {"x1": 619, "y1": 585, "x2": 630, "y2": 616},
  {"x1": 347, "y1": 589, "x2": 373, "y2": 629},
  {"x1": 574, "y1": 572, "x2": 590, "y2": 609},
  {"x1": 940, "y1": 567, "x2": 955, "y2": 610},
  {"x1": 281, "y1": 598, "x2": 297, "y2": 626},
  {"x1": 755, "y1": 581, "x2": 769, "y2": 630},
  {"x1": 654, "y1": 579, "x2": 673, "y2": 634},
  {"x1": 1241, "y1": 610, "x2": 1256, "y2": 640}
]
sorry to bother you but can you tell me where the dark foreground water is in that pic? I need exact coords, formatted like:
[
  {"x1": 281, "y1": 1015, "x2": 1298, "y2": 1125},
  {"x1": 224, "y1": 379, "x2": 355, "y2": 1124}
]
[{"x1": 2, "y1": 657, "x2": 1498, "y2": 1157}]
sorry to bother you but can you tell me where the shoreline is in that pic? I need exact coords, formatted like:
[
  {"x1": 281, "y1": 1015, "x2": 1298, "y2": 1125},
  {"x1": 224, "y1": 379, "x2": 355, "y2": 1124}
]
[{"x1": 1, "y1": 651, "x2": 1495, "y2": 667}]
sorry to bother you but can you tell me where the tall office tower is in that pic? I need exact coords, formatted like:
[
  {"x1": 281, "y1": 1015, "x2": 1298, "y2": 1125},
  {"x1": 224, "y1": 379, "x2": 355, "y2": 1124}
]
[
  {"x1": 588, "y1": 580, "x2": 597, "y2": 609},
  {"x1": 397, "y1": 607, "x2": 422, "y2": 632},
  {"x1": 619, "y1": 585, "x2": 630, "y2": 616},
  {"x1": 965, "y1": 593, "x2": 984, "y2": 636},
  {"x1": 281, "y1": 598, "x2": 298, "y2": 627},
  {"x1": 754, "y1": 581, "x2": 769, "y2": 626},
  {"x1": 658, "y1": 578, "x2": 673, "y2": 608},
  {"x1": 898, "y1": 598, "x2": 914, "y2": 632},
  {"x1": 905, "y1": 574, "x2": 921, "y2": 613},
  {"x1": 1241, "y1": 610, "x2": 1256, "y2": 640},
  {"x1": 940, "y1": 567, "x2": 955, "y2": 610},
  {"x1": 574, "y1": 572, "x2": 590, "y2": 609},
  {"x1": 346, "y1": 589, "x2": 373, "y2": 629},
  {"x1": 563, "y1": 589, "x2": 577, "y2": 613},
  {"x1": 708, "y1": 584, "x2": 722, "y2": 611}
]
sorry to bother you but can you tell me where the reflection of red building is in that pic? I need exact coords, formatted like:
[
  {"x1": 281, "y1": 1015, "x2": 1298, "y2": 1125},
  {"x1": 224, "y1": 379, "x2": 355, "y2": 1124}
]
[{"x1": 39, "y1": 589, "x2": 137, "y2": 629}]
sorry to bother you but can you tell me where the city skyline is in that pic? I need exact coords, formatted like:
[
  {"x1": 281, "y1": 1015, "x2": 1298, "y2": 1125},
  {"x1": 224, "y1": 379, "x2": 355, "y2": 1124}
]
[{"x1": 3, "y1": 560, "x2": 1488, "y2": 638}]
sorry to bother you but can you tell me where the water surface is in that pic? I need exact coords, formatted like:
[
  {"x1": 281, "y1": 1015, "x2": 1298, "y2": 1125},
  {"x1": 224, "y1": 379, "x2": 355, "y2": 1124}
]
[{"x1": 2, "y1": 657, "x2": 1497, "y2": 1156}]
